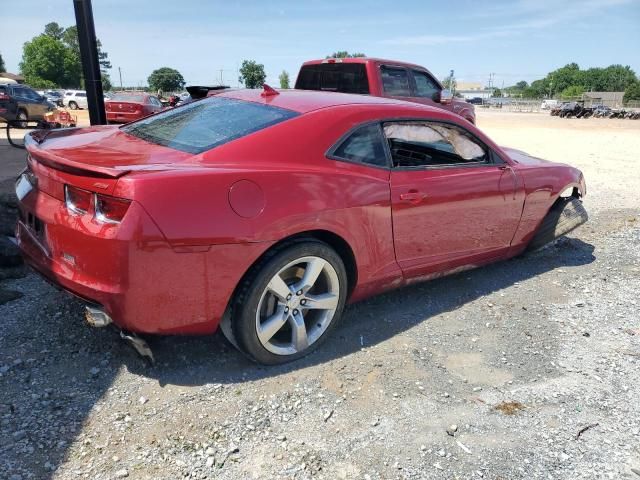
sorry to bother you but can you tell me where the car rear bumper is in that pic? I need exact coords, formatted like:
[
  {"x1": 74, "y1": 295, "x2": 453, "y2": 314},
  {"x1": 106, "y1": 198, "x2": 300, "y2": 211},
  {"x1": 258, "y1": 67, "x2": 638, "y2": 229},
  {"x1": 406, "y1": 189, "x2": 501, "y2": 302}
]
[
  {"x1": 106, "y1": 111, "x2": 143, "y2": 123},
  {"x1": 16, "y1": 183, "x2": 274, "y2": 335}
]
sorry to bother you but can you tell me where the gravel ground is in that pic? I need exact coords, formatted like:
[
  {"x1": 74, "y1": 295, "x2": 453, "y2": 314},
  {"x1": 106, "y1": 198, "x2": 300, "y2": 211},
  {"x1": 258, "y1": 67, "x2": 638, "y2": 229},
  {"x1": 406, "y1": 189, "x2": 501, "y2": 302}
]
[{"x1": 1, "y1": 112, "x2": 639, "y2": 479}]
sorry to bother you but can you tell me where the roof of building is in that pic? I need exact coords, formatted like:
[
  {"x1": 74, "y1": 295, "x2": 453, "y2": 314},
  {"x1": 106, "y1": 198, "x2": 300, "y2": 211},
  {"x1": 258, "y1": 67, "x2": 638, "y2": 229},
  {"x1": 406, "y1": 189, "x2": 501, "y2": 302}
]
[
  {"x1": 0, "y1": 72, "x2": 25, "y2": 82},
  {"x1": 582, "y1": 91, "x2": 624, "y2": 101}
]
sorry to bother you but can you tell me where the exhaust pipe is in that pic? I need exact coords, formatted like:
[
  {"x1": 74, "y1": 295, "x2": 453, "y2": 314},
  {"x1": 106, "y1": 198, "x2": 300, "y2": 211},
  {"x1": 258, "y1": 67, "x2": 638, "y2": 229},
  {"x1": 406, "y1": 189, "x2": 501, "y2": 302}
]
[{"x1": 85, "y1": 306, "x2": 112, "y2": 328}]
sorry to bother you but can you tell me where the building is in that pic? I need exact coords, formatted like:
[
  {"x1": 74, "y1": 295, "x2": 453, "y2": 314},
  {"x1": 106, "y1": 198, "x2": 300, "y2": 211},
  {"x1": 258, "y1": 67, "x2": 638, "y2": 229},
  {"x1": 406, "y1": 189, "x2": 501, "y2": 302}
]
[
  {"x1": 0, "y1": 72, "x2": 25, "y2": 84},
  {"x1": 582, "y1": 91, "x2": 624, "y2": 108},
  {"x1": 455, "y1": 81, "x2": 493, "y2": 100}
]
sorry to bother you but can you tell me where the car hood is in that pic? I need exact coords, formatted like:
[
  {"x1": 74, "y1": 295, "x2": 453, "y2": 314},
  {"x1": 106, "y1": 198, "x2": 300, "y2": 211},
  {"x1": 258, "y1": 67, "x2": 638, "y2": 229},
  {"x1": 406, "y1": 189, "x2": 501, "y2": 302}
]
[{"x1": 26, "y1": 125, "x2": 193, "y2": 177}]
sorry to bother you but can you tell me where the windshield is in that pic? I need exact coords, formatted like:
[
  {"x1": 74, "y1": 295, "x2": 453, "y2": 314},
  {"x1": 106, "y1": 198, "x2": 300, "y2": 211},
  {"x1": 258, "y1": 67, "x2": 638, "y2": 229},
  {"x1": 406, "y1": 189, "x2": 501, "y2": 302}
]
[
  {"x1": 110, "y1": 94, "x2": 145, "y2": 102},
  {"x1": 122, "y1": 96, "x2": 299, "y2": 154}
]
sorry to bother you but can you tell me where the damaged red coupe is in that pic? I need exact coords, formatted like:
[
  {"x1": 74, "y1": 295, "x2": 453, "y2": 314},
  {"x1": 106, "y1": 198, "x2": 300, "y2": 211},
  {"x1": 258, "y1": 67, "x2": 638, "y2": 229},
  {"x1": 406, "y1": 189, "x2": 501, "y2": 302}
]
[{"x1": 15, "y1": 88, "x2": 587, "y2": 364}]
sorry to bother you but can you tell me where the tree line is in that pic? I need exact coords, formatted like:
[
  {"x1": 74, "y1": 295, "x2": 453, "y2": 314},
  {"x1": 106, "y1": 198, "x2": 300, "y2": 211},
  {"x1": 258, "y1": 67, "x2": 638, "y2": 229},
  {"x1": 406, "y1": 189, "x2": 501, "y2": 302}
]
[{"x1": 499, "y1": 63, "x2": 640, "y2": 103}]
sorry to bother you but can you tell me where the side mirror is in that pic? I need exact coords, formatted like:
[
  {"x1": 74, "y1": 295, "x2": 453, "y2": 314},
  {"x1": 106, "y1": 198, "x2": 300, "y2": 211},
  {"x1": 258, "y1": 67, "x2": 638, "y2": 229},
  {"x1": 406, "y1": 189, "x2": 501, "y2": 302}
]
[{"x1": 438, "y1": 89, "x2": 453, "y2": 105}]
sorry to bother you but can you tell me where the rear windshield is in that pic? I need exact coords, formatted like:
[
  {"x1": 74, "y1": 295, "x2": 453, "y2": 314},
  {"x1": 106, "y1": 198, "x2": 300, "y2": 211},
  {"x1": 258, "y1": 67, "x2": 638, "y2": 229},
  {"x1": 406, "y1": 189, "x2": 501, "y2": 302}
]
[
  {"x1": 110, "y1": 94, "x2": 145, "y2": 102},
  {"x1": 122, "y1": 96, "x2": 299, "y2": 154},
  {"x1": 295, "y1": 63, "x2": 369, "y2": 94}
]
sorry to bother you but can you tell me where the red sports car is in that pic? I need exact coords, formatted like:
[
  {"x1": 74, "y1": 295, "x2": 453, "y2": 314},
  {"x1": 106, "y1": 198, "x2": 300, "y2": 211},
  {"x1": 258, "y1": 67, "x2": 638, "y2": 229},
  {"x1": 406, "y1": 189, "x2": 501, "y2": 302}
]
[
  {"x1": 105, "y1": 92, "x2": 163, "y2": 123},
  {"x1": 15, "y1": 88, "x2": 587, "y2": 364}
]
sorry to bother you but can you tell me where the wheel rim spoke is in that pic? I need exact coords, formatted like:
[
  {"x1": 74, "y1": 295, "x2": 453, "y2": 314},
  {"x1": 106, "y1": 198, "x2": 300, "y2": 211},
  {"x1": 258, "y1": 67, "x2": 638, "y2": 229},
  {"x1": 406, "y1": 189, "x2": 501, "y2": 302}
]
[
  {"x1": 296, "y1": 258, "x2": 326, "y2": 293},
  {"x1": 303, "y1": 292, "x2": 339, "y2": 310},
  {"x1": 290, "y1": 311, "x2": 309, "y2": 351},
  {"x1": 267, "y1": 274, "x2": 293, "y2": 302},
  {"x1": 258, "y1": 306, "x2": 288, "y2": 344}
]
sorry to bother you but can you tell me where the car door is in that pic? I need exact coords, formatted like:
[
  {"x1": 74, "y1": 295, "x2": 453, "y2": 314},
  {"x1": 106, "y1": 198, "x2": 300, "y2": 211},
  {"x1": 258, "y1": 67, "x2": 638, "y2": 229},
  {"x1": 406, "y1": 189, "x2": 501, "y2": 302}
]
[
  {"x1": 378, "y1": 65, "x2": 413, "y2": 102},
  {"x1": 12, "y1": 87, "x2": 34, "y2": 117},
  {"x1": 385, "y1": 120, "x2": 524, "y2": 277},
  {"x1": 407, "y1": 70, "x2": 443, "y2": 109},
  {"x1": 24, "y1": 87, "x2": 47, "y2": 119}
]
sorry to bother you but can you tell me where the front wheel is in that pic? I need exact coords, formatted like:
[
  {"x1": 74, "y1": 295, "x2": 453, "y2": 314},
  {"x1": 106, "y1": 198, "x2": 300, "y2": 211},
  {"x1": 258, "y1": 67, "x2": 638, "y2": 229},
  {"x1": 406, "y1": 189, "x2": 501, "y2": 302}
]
[
  {"x1": 232, "y1": 241, "x2": 348, "y2": 365},
  {"x1": 68, "y1": 101, "x2": 78, "y2": 110}
]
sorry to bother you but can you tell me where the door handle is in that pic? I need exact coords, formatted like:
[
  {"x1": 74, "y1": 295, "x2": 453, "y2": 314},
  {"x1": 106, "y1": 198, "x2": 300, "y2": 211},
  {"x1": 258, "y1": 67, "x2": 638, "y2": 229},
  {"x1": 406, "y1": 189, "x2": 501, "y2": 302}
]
[{"x1": 399, "y1": 190, "x2": 426, "y2": 204}]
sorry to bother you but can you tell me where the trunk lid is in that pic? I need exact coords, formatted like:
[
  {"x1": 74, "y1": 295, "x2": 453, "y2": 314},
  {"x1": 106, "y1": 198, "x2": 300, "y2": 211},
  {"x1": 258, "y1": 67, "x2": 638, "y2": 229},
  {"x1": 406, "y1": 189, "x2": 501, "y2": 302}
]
[
  {"x1": 105, "y1": 101, "x2": 142, "y2": 114},
  {"x1": 26, "y1": 126, "x2": 194, "y2": 179}
]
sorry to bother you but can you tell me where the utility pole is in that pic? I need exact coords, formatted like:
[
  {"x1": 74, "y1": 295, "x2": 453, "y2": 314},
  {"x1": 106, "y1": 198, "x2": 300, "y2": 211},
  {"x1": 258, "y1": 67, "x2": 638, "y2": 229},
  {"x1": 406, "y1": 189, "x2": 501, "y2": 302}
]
[
  {"x1": 73, "y1": 0, "x2": 106, "y2": 125},
  {"x1": 219, "y1": 69, "x2": 224, "y2": 86},
  {"x1": 118, "y1": 66, "x2": 123, "y2": 90}
]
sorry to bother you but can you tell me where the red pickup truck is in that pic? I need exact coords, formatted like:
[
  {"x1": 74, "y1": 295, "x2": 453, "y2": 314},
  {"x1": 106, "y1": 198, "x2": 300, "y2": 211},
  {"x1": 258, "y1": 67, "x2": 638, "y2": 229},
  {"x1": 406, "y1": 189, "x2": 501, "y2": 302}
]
[{"x1": 295, "y1": 57, "x2": 475, "y2": 124}]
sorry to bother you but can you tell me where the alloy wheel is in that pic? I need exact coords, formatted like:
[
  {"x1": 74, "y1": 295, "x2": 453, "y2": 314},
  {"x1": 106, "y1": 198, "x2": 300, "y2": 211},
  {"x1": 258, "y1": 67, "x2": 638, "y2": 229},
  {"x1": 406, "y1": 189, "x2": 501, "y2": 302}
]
[{"x1": 255, "y1": 256, "x2": 340, "y2": 356}]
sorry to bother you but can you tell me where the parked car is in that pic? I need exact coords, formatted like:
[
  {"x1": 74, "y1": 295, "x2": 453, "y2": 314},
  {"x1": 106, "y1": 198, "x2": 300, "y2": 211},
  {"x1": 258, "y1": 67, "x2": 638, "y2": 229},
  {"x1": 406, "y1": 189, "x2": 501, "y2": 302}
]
[
  {"x1": 0, "y1": 83, "x2": 55, "y2": 124},
  {"x1": 16, "y1": 89, "x2": 587, "y2": 364},
  {"x1": 466, "y1": 97, "x2": 484, "y2": 105},
  {"x1": 105, "y1": 93, "x2": 163, "y2": 123},
  {"x1": 43, "y1": 90, "x2": 64, "y2": 106},
  {"x1": 63, "y1": 90, "x2": 88, "y2": 110},
  {"x1": 295, "y1": 57, "x2": 476, "y2": 123}
]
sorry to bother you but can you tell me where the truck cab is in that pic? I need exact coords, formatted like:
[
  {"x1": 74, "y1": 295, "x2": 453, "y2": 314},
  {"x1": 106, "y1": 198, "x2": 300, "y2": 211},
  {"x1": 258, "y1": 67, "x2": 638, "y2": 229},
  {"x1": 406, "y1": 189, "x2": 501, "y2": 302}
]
[{"x1": 295, "y1": 57, "x2": 475, "y2": 124}]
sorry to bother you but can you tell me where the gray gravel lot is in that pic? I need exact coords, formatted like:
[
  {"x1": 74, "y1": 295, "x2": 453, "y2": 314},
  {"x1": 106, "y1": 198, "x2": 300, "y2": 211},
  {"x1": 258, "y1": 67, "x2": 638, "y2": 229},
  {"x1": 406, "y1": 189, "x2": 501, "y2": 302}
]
[{"x1": 1, "y1": 112, "x2": 639, "y2": 479}]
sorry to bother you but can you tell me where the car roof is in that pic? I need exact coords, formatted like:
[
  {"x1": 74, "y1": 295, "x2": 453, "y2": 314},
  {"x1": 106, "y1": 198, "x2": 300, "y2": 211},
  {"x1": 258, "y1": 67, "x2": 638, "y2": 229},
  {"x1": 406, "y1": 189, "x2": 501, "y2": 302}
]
[
  {"x1": 301, "y1": 57, "x2": 427, "y2": 71},
  {"x1": 218, "y1": 88, "x2": 435, "y2": 114}
]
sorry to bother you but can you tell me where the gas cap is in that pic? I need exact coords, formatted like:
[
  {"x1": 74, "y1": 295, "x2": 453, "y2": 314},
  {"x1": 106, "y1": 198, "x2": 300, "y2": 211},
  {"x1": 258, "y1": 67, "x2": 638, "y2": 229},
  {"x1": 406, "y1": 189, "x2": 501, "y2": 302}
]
[{"x1": 228, "y1": 180, "x2": 265, "y2": 218}]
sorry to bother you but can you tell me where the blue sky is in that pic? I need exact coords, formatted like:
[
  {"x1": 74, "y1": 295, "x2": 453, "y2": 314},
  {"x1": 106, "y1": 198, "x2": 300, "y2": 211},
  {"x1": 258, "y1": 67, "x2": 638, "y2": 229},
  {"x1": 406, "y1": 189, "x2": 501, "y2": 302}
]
[{"x1": 1, "y1": 0, "x2": 639, "y2": 88}]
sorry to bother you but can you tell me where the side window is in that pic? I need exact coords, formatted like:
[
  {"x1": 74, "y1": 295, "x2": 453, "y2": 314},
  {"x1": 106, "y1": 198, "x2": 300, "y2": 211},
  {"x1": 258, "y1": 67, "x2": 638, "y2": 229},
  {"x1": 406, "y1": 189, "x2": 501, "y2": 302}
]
[
  {"x1": 383, "y1": 122, "x2": 488, "y2": 168},
  {"x1": 13, "y1": 87, "x2": 27, "y2": 98},
  {"x1": 331, "y1": 124, "x2": 388, "y2": 168},
  {"x1": 380, "y1": 66, "x2": 411, "y2": 96},
  {"x1": 24, "y1": 88, "x2": 41, "y2": 100},
  {"x1": 77, "y1": 92, "x2": 87, "y2": 97},
  {"x1": 411, "y1": 70, "x2": 440, "y2": 99}
]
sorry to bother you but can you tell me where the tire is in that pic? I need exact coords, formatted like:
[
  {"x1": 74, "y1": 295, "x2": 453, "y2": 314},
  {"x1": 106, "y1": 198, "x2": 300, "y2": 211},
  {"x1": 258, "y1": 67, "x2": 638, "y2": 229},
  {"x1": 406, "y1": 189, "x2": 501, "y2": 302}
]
[
  {"x1": 69, "y1": 101, "x2": 78, "y2": 110},
  {"x1": 232, "y1": 240, "x2": 348, "y2": 365},
  {"x1": 527, "y1": 197, "x2": 588, "y2": 251},
  {"x1": 16, "y1": 109, "x2": 28, "y2": 129}
]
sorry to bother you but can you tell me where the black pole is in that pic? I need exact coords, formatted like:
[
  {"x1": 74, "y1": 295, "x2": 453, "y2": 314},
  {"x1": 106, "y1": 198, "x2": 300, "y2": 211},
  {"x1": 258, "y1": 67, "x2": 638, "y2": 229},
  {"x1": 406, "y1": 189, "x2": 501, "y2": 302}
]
[{"x1": 73, "y1": 0, "x2": 106, "y2": 125}]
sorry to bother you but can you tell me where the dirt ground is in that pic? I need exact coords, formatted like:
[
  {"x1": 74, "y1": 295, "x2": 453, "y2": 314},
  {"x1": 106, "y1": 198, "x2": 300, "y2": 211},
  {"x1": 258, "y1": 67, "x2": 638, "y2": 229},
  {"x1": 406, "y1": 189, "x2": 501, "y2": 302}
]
[{"x1": 1, "y1": 110, "x2": 639, "y2": 480}]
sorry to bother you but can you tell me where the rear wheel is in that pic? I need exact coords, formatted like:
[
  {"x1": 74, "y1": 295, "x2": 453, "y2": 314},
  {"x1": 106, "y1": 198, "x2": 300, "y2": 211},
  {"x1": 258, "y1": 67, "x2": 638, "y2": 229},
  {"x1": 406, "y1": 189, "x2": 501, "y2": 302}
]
[
  {"x1": 232, "y1": 241, "x2": 347, "y2": 365},
  {"x1": 16, "y1": 109, "x2": 28, "y2": 128},
  {"x1": 527, "y1": 196, "x2": 588, "y2": 251},
  {"x1": 69, "y1": 101, "x2": 78, "y2": 110}
]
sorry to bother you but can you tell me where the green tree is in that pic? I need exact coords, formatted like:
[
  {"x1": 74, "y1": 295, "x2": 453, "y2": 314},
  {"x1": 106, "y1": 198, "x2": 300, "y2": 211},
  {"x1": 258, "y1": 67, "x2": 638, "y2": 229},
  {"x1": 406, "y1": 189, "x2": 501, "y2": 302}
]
[
  {"x1": 515, "y1": 80, "x2": 528, "y2": 90},
  {"x1": 0, "y1": 53, "x2": 5, "y2": 72},
  {"x1": 491, "y1": 88, "x2": 502, "y2": 98},
  {"x1": 325, "y1": 51, "x2": 366, "y2": 59},
  {"x1": 20, "y1": 34, "x2": 81, "y2": 87},
  {"x1": 560, "y1": 85, "x2": 585, "y2": 98},
  {"x1": 62, "y1": 25, "x2": 111, "y2": 72},
  {"x1": 278, "y1": 70, "x2": 290, "y2": 89},
  {"x1": 102, "y1": 72, "x2": 112, "y2": 91},
  {"x1": 147, "y1": 67, "x2": 185, "y2": 92},
  {"x1": 623, "y1": 80, "x2": 640, "y2": 104},
  {"x1": 44, "y1": 22, "x2": 64, "y2": 40},
  {"x1": 239, "y1": 60, "x2": 266, "y2": 89}
]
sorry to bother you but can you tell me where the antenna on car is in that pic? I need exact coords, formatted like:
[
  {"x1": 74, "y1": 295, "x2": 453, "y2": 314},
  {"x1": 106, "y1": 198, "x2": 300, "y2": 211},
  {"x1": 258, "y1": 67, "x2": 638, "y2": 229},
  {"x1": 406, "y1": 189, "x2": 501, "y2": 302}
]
[{"x1": 261, "y1": 84, "x2": 279, "y2": 97}]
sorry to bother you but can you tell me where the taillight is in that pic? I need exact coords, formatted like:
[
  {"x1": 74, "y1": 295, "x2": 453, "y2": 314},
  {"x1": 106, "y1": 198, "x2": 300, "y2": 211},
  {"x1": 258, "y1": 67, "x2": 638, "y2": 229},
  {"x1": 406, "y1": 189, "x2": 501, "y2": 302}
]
[
  {"x1": 95, "y1": 194, "x2": 130, "y2": 224},
  {"x1": 0, "y1": 93, "x2": 10, "y2": 101},
  {"x1": 64, "y1": 185, "x2": 131, "y2": 224},
  {"x1": 65, "y1": 185, "x2": 92, "y2": 214}
]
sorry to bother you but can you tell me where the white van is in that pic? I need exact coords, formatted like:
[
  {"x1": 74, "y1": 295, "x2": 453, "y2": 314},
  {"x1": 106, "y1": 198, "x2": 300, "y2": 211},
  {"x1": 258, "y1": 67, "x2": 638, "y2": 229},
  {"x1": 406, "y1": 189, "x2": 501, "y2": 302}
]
[{"x1": 541, "y1": 99, "x2": 559, "y2": 110}]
